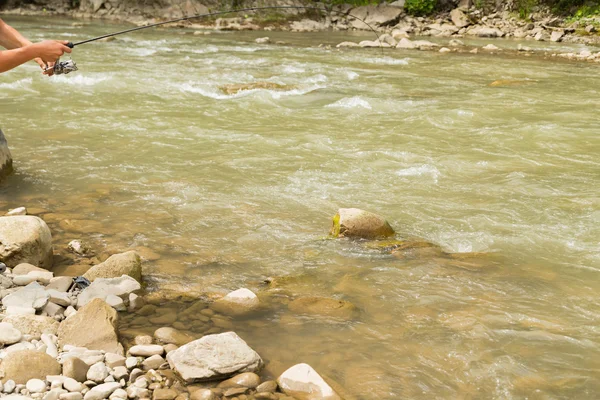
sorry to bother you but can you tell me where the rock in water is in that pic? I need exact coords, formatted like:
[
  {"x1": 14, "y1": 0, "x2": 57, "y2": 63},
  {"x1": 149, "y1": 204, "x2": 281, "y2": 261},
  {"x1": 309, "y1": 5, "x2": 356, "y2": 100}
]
[
  {"x1": 58, "y1": 298, "x2": 122, "y2": 355},
  {"x1": 153, "y1": 327, "x2": 193, "y2": 346},
  {"x1": 77, "y1": 275, "x2": 141, "y2": 308},
  {"x1": 288, "y1": 297, "x2": 357, "y2": 320},
  {"x1": 211, "y1": 288, "x2": 260, "y2": 316},
  {"x1": 277, "y1": 363, "x2": 341, "y2": 400},
  {"x1": 0, "y1": 129, "x2": 12, "y2": 180},
  {"x1": 330, "y1": 208, "x2": 395, "y2": 239},
  {"x1": 83, "y1": 251, "x2": 141, "y2": 282},
  {"x1": 0, "y1": 216, "x2": 53, "y2": 268},
  {"x1": 166, "y1": 332, "x2": 263, "y2": 383},
  {"x1": 0, "y1": 350, "x2": 61, "y2": 384}
]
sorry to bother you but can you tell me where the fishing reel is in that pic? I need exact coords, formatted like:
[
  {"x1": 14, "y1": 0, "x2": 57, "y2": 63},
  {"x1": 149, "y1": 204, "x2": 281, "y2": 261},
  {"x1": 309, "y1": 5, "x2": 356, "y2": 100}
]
[{"x1": 45, "y1": 59, "x2": 78, "y2": 75}]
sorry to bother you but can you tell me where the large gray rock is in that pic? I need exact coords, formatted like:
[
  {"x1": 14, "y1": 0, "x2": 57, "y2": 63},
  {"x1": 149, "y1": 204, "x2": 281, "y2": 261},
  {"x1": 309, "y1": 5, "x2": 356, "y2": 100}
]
[
  {"x1": 0, "y1": 350, "x2": 61, "y2": 384},
  {"x1": 0, "y1": 216, "x2": 53, "y2": 269},
  {"x1": 2, "y1": 314, "x2": 59, "y2": 340},
  {"x1": 166, "y1": 332, "x2": 263, "y2": 383},
  {"x1": 330, "y1": 208, "x2": 395, "y2": 239},
  {"x1": 77, "y1": 275, "x2": 141, "y2": 308},
  {"x1": 0, "y1": 129, "x2": 12, "y2": 180},
  {"x1": 83, "y1": 251, "x2": 141, "y2": 282},
  {"x1": 277, "y1": 363, "x2": 341, "y2": 400},
  {"x1": 58, "y1": 298, "x2": 122, "y2": 355}
]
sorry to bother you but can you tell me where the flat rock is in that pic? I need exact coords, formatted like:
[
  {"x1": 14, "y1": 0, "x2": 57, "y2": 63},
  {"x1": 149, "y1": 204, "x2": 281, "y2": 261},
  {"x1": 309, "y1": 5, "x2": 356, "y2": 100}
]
[
  {"x1": 129, "y1": 345, "x2": 164, "y2": 357},
  {"x1": 2, "y1": 282, "x2": 49, "y2": 311},
  {"x1": 77, "y1": 275, "x2": 141, "y2": 308},
  {"x1": 0, "y1": 349, "x2": 61, "y2": 384},
  {"x1": 166, "y1": 332, "x2": 263, "y2": 383},
  {"x1": 330, "y1": 208, "x2": 394, "y2": 239},
  {"x1": 47, "y1": 276, "x2": 73, "y2": 292},
  {"x1": 58, "y1": 298, "x2": 121, "y2": 354},
  {"x1": 83, "y1": 251, "x2": 141, "y2": 282},
  {"x1": 83, "y1": 382, "x2": 121, "y2": 400},
  {"x1": 153, "y1": 327, "x2": 193, "y2": 346},
  {"x1": 277, "y1": 363, "x2": 341, "y2": 400},
  {"x1": 0, "y1": 216, "x2": 53, "y2": 268},
  {"x1": 3, "y1": 314, "x2": 60, "y2": 340}
]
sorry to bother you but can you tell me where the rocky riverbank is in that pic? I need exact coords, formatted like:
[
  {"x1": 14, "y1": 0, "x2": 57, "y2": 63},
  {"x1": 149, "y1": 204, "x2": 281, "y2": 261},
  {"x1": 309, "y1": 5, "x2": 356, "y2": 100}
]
[{"x1": 0, "y1": 210, "x2": 385, "y2": 400}]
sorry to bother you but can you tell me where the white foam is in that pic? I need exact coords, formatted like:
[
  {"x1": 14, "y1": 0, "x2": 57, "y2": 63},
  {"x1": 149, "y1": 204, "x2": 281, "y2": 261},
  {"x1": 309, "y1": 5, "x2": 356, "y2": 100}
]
[
  {"x1": 0, "y1": 77, "x2": 32, "y2": 89},
  {"x1": 282, "y1": 65, "x2": 306, "y2": 74},
  {"x1": 325, "y1": 96, "x2": 372, "y2": 110},
  {"x1": 176, "y1": 82, "x2": 323, "y2": 100},
  {"x1": 346, "y1": 71, "x2": 359, "y2": 80},
  {"x1": 129, "y1": 48, "x2": 157, "y2": 57},
  {"x1": 396, "y1": 164, "x2": 441, "y2": 182},
  {"x1": 50, "y1": 74, "x2": 111, "y2": 86}
]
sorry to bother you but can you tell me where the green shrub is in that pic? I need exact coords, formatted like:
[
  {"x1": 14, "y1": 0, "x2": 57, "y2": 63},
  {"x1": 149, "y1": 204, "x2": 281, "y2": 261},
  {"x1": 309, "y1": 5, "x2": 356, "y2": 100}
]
[{"x1": 405, "y1": 0, "x2": 437, "y2": 16}]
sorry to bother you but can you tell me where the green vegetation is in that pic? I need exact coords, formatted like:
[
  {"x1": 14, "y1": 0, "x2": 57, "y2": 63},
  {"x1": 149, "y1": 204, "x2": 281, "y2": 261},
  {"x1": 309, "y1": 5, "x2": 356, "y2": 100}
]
[{"x1": 404, "y1": 0, "x2": 437, "y2": 16}]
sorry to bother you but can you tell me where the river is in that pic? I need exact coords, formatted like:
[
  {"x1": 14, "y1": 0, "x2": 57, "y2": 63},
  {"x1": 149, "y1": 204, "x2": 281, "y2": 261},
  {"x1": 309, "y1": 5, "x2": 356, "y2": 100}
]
[{"x1": 1, "y1": 15, "x2": 600, "y2": 399}]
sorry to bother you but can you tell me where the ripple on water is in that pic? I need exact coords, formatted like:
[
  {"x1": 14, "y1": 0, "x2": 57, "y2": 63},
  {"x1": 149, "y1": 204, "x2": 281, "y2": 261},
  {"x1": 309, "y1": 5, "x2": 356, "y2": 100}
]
[{"x1": 325, "y1": 96, "x2": 372, "y2": 110}]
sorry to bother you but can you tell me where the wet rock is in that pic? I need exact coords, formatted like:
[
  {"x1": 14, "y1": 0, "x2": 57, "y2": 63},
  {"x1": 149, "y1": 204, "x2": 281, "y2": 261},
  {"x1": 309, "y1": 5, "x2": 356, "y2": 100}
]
[
  {"x1": 330, "y1": 208, "x2": 394, "y2": 239},
  {"x1": 2, "y1": 282, "x2": 49, "y2": 312},
  {"x1": 77, "y1": 275, "x2": 141, "y2": 308},
  {"x1": 58, "y1": 298, "x2": 121, "y2": 355},
  {"x1": 6, "y1": 207, "x2": 26, "y2": 216},
  {"x1": 167, "y1": 332, "x2": 263, "y2": 383},
  {"x1": 0, "y1": 322, "x2": 22, "y2": 345},
  {"x1": 255, "y1": 37, "x2": 270, "y2": 44},
  {"x1": 0, "y1": 350, "x2": 61, "y2": 384},
  {"x1": 152, "y1": 388, "x2": 178, "y2": 400},
  {"x1": 277, "y1": 363, "x2": 340, "y2": 400},
  {"x1": 83, "y1": 251, "x2": 141, "y2": 282},
  {"x1": 219, "y1": 82, "x2": 297, "y2": 95},
  {"x1": 211, "y1": 288, "x2": 259, "y2": 316},
  {"x1": 450, "y1": 8, "x2": 469, "y2": 28},
  {"x1": 336, "y1": 41, "x2": 359, "y2": 48},
  {"x1": 0, "y1": 216, "x2": 53, "y2": 268},
  {"x1": 0, "y1": 129, "x2": 13, "y2": 181},
  {"x1": 154, "y1": 327, "x2": 193, "y2": 346},
  {"x1": 483, "y1": 44, "x2": 499, "y2": 50},
  {"x1": 217, "y1": 372, "x2": 260, "y2": 389},
  {"x1": 439, "y1": 47, "x2": 451, "y2": 53},
  {"x1": 67, "y1": 240, "x2": 93, "y2": 257},
  {"x1": 3, "y1": 314, "x2": 59, "y2": 340},
  {"x1": 256, "y1": 380, "x2": 277, "y2": 393},
  {"x1": 288, "y1": 297, "x2": 357, "y2": 320}
]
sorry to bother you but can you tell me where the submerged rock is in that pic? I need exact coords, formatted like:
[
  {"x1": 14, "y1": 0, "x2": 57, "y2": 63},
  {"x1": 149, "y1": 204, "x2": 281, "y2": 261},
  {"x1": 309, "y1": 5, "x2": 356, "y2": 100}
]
[
  {"x1": 58, "y1": 298, "x2": 122, "y2": 355},
  {"x1": 167, "y1": 332, "x2": 263, "y2": 383},
  {"x1": 0, "y1": 129, "x2": 12, "y2": 181},
  {"x1": 219, "y1": 82, "x2": 297, "y2": 95},
  {"x1": 288, "y1": 297, "x2": 357, "y2": 320},
  {"x1": 83, "y1": 251, "x2": 141, "y2": 282},
  {"x1": 330, "y1": 208, "x2": 395, "y2": 239},
  {"x1": 277, "y1": 363, "x2": 341, "y2": 400},
  {"x1": 211, "y1": 288, "x2": 260, "y2": 316},
  {"x1": 0, "y1": 216, "x2": 53, "y2": 269}
]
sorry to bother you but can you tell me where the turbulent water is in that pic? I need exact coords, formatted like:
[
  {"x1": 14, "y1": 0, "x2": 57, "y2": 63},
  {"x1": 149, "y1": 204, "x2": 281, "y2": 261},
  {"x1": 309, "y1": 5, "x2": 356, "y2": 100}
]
[{"x1": 2, "y1": 15, "x2": 600, "y2": 399}]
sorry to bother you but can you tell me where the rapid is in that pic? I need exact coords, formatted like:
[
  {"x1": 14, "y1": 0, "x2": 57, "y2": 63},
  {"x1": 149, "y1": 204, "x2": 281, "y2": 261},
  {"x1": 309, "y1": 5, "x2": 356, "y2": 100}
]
[{"x1": 1, "y1": 15, "x2": 599, "y2": 399}]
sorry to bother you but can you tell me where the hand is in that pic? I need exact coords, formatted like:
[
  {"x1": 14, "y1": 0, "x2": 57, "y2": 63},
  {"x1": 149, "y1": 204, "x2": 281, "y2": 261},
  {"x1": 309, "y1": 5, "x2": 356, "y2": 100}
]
[
  {"x1": 33, "y1": 57, "x2": 55, "y2": 76},
  {"x1": 30, "y1": 40, "x2": 71, "y2": 64}
]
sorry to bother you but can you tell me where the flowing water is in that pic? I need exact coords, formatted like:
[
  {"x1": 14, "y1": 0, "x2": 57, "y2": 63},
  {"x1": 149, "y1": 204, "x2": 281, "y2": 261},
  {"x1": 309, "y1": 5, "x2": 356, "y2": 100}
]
[{"x1": 2, "y1": 15, "x2": 600, "y2": 399}]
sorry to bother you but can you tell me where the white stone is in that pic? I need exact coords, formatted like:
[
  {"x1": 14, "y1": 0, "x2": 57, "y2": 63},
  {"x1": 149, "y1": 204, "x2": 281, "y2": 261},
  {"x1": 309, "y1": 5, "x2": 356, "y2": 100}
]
[
  {"x1": 3, "y1": 379, "x2": 16, "y2": 393},
  {"x1": 87, "y1": 362, "x2": 110, "y2": 383},
  {"x1": 105, "y1": 295, "x2": 126, "y2": 312},
  {"x1": 482, "y1": 44, "x2": 499, "y2": 50},
  {"x1": 277, "y1": 363, "x2": 340, "y2": 400},
  {"x1": 111, "y1": 366, "x2": 128, "y2": 380},
  {"x1": 109, "y1": 389, "x2": 127, "y2": 400},
  {"x1": 26, "y1": 379, "x2": 47, "y2": 393},
  {"x1": 128, "y1": 345, "x2": 164, "y2": 357},
  {"x1": 77, "y1": 276, "x2": 140, "y2": 308},
  {"x1": 5, "y1": 306, "x2": 36, "y2": 315},
  {"x1": 64, "y1": 306, "x2": 77, "y2": 318},
  {"x1": 125, "y1": 357, "x2": 138, "y2": 369},
  {"x1": 2, "y1": 282, "x2": 49, "y2": 310},
  {"x1": 42, "y1": 333, "x2": 59, "y2": 358},
  {"x1": 47, "y1": 289, "x2": 71, "y2": 307},
  {"x1": 60, "y1": 393, "x2": 83, "y2": 400},
  {"x1": 0, "y1": 322, "x2": 22, "y2": 345},
  {"x1": 83, "y1": 382, "x2": 121, "y2": 400},
  {"x1": 104, "y1": 353, "x2": 126, "y2": 368},
  {"x1": 44, "y1": 389, "x2": 68, "y2": 400},
  {"x1": 63, "y1": 377, "x2": 84, "y2": 393},
  {"x1": 6, "y1": 207, "x2": 26, "y2": 216}
]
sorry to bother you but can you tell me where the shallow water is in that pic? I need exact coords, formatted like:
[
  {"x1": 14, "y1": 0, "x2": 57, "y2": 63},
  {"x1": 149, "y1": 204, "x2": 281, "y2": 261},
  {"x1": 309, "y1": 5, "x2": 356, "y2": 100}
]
[{"x1": 2, "y1": 16, "x2": 600, "y2": 399}]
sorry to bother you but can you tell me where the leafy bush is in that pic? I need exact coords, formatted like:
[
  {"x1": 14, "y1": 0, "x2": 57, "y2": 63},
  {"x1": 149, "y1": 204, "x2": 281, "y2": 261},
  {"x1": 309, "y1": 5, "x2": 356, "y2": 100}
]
[{"x1": 405, "y1": 0, "x2": 437, "y2": 16}]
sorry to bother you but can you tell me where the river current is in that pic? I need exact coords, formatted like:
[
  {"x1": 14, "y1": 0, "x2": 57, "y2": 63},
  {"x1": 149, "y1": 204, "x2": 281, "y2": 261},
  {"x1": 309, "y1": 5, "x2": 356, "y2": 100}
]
[{"x1": 1, "y1": 15, "x2": 600, "y2": 399}]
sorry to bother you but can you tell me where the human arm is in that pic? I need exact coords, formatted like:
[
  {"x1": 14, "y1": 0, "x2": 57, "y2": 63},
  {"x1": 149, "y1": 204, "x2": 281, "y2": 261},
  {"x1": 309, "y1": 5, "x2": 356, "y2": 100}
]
[{"x1": 0, "y1": 40, "x2": 72, "y2": 73}]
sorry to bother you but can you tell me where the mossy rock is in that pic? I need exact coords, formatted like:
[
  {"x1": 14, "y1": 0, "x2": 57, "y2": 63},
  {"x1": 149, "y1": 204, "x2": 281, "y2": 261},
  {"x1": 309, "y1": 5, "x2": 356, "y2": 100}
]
[{"x1": 330, "y1": 208, "x2": 395, "y2": 240}]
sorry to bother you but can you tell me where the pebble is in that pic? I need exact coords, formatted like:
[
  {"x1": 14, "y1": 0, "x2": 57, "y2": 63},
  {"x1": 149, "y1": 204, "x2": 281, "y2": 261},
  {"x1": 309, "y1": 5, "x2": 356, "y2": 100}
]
[
  {"x1": 256, "y1": 381, "x2": 278, "y2": 393},
  {"x1": 60, "y1": 393, "x2": 83, "y2": 400},
  {"x1": 125, "y1": 357, "x2": 139, "y2": 369},
  {"x1": 63, "y1": 377, "x2": 85, "y2": 393},
  {"x1": 109, "y1": 388, "x2": 127, "y2": 399},
  {"x1": 26, "y1": 379, "x2": 47, "y2": 393},
  {"x1": 112, "y1": 366, "x2": 129, "y2": 380},
  {"x1": 129, "y1": 344, "x2": 164, "y2": 357},
  {"x1": 87, "y1": 362, "x2": 110, "y2": 383},
  {"x1": 142, "y1": 354, "x2": 165, "y2": 370},
  {"x1": 3, "y1": 380, "x2": 16, "y2": 393},
  {"x1": 105, "y1": 353, "x2": 126, "y2": 368},
  {"x1": 0, "y1": 322, "x2": 23, "y2": 345}
]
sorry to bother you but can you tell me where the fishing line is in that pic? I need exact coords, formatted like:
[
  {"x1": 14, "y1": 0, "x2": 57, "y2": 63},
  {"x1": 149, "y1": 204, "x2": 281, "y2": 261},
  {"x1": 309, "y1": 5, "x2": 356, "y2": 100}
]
[{"x1": 52, "y1": 5, "x2": 387, "y2": 74}]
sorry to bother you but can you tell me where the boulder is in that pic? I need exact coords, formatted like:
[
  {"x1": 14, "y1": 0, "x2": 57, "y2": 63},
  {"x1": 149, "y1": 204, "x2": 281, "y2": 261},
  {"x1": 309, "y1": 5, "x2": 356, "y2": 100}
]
[
  {"x1": 77, "y1": 275, "x2": 141, "y2": 308},
  {"x1": 550, "y1": 30, "x2": 564, "y2": 42},
  {"x1": 450, "y1": 8, "x2": 469, "y2": 28},
  {"x1": 62, "y1": 356, "x2": 90, "y2": 382},
  {"x1": 396, "y1": 38, "x2": 416, "y2": 49},
  {"x1": 3, "y1": 314, "x2": 59, "y2": 340},
  {"x1": 349, "y1": 5, "x2": 403, "y2": 29},
  {"x1": 288, "y1": 297, "x2": 358, "y2": 320},
  {"x1": 166, "y1": 332, "x2": 263, "y2": 383},
  {"x1": 0, "y1": 350, "x2": 61, "y2": 384},
  {"x1": 0, "y1": 216, "x2": 53, "y2": 269},
  {"x1": 330, "y1": 208, "x2": 395, "y2": 239},
  {"x1": 83, "y1": 251, "x2": 141, "y2": 282},
  {"x1": 58, "y1": 298, "x2": 121, "y2": 355},
  {"x1": 277, "y1": 363, "x2": 341, "y2": 400},
  {"x1": 211, "y1": 288, "x2": 260, "y2": 316},
  {"x1": 0, "y1": 129, "x2": 12, "y2": 180}
]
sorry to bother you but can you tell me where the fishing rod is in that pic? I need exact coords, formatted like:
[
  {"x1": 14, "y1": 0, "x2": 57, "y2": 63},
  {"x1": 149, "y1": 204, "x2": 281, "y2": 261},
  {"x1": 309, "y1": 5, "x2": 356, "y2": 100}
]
[{"x1": 50, "y1": 5, "x2": 385, "y2": 75}]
